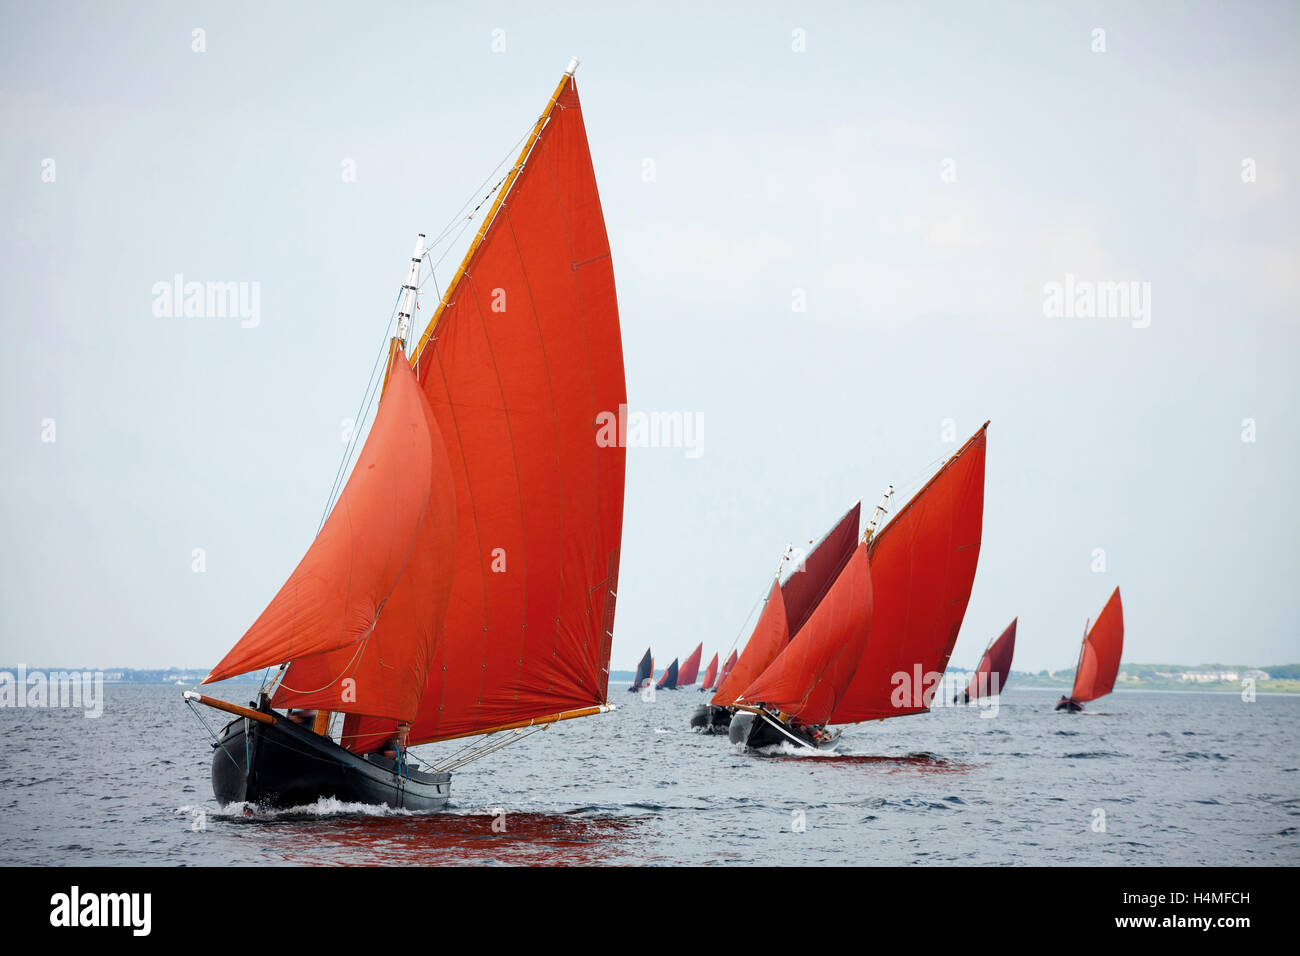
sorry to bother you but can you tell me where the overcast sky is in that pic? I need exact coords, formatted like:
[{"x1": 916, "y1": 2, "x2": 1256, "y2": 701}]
[{"x1": 2, "y1": 1, "x2": 1297, "y2": 675}]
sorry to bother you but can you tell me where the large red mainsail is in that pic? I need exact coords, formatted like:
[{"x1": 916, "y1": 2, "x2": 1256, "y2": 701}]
[
  {"x1": 385, "y1": 73, "x2": 625, "y2": 747},
  {"x1": 677, "y1": 643, "x2": 704, "y2": 686},
  {"x1": 711, "y1": 582, "x2": 789, "y2": 707},
  {"x1": 204, "y1": 348, "x2": 443, "y2": 689},
  {"x1": 830, "y1": 424, "x2": 987, "y2": 723},
  {"x1": 1071, "y1": 588, "x2": 1123, "y2": 702},
  {"x1": 738, "y1": 544, "x2": 873, "y2": 723},
  {"x1": 961, "y1": 618, "x2": 1017, "y2": 702},
  {"x1": 699, "y1": 653, "x2": 719, "y2": 691}
]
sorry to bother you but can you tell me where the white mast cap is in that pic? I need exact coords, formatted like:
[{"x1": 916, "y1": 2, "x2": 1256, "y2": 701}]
[{"x1": 565, "y1": 57, "x2": 580, "y2": 76}]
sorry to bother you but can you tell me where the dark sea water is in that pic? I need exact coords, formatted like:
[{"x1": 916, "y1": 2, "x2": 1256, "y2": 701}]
[{"x1": 1, "y1": 682, "x2": 1297, "y2": 866}]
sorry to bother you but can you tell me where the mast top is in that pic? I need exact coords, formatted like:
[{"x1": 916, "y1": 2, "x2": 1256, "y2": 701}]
[{"x1": 565, "y1": 57, "x2": 580, "y2": 76}]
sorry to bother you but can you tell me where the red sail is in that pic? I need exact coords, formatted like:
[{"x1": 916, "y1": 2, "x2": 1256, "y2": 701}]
[
  {"x1": 961, "y1": 618, "x2": 1017, "y2": 701},
  {"x1": 715, "y1": 650, "x2": 738, "y2": 690},
  {"x1": 1072, "y1": 588, "x2": 1123, "y2": 702},
  {"x1": 376, "y1": 75, "x2": 625, "y2": 746},
  {"x1": 738, "y1": 544, "x2": 873, "y2": 724},
  {"x1": 830, "y1": 424, "x2": 987, "y2": 723},
  {"x1": 699, "y1": 653, "x2": 719, "y2": 691},
  {"x1": 677, "y1": 643, "x2": 704, "y2": 686},
  {"x1": 271, "y1": 354, "x2": 458, "y2": 724},
  {"x1": 781, "y1": 502, "x2": 861, "y2": 638},
  {"x1": 204, "y1": 347, "x2": 440, "y2": 686},
  {"x1": 711, "y1": 582, "x2": 789, "y2": 707}
]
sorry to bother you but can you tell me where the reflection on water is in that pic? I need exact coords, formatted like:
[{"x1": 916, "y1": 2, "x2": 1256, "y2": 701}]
[
  {"x1": 764, "y1": 749, "x2": 979, "y2": 774},
  {"x1": 230, "y1": 809, "x2": 646, "y2": 866}
]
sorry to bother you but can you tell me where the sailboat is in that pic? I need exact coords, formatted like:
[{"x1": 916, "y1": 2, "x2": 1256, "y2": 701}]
[
  {"x1": 627, "y1": 648, "x2": 654, "y2": 693},
  {"x1": 183, "y1": 60, "x2": 628, "y2": 811},
  {"x1": 677, "y1": 643, "x2": 704, "y2": 687},
  {"x1": 690, "y1": 501, "x2": 861, "y2": 734},
  {"x1": 729, "y1": 423, "x2": 988, "y2": 750},
  {"x1": 655, "y1": 659, "x2": 680, "y2": 690},
  {"x1": 1056, "y1": 587, "x2": 1123, "y2": 712},
  {"x1": 955, "y1": 618, "x2": 1017, "y2": 703},
  {"x1": 698, "y1": 653, "x2": 719, "y2": 692},
  {"x1": 713, "y1": 650, "x2": 737, "y2": 692}
]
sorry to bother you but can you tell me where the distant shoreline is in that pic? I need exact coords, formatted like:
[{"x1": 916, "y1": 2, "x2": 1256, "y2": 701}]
[{"x1": 5, "y1": 666, "x2": 1297, "y2": 696}]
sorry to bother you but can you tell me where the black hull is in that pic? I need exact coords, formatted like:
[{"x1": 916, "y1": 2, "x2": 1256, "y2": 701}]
[
  {"x1": 953, "y1": 692, "x2": 971, "y2": 704},
  {"x1": 689, "y1": 704, "x2": 732, "y2": 734},
  {"x1": 728, "y1": 711, "x2": 838, "y2": 751},
  {"x1": 1055, "y1": 696, "x2": 1084, "y2": 713},
  {"x1": 211, "y1": 713, "x2": 451, "y2": 811}
]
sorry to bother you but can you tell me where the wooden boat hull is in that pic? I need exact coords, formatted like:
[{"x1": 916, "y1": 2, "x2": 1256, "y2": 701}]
[
  {"x1": 689, "y1": 704, "x2": 732, "y2": 734},
  {"x1": 1055, "y1": 696, "x2": 1084, "y2": 713},
  {"x1": 727, "y1": 711, "x2": 839, "y2": 751},
  {"x1": 210, "y1": 712, "x2": 451, "y2": 811}
]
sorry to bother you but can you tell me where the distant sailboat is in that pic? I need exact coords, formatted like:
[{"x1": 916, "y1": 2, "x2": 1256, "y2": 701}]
[
  {"x1": 713, "y1": 651, "x2": 737, "y2": 692},
  {"x1": 699, "y1": 653, "x2": 720, "y2": 692},
  {"x1": 690, "y1": 501, "x2": 861, "y2": 733},
  {"x1": 184, "y1": 60, "x2": 627, "y2": 810},
  {"x1": 1056, "y1": 588, "x2": 1123, "y2": 712},
  {"x1": 730, "y1": 423, "x2": 988, "y2": 750},
  {"x1": 628, "y1": 648, "x2": 654, "y2": 693},
  {"x1": 955, "y1": 618, "x2": 1017, "y2": 703},
  {"x1": 677, "y1": 643, "x2": 704, "y2": 687},
  {"x1": 656, "y1": 659, "x2": 680, "y2": 690}
]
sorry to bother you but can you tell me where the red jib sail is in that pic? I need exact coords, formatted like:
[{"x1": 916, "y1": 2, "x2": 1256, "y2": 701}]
[
  {"x1": 830, "y1": 424, "x2": 988, "y2": 723},
  {"x1": 1071, "y1": 588, "x2": 1123, "y2": 703},
  {"x1": 711, "y1": 503, "x2": 859, "y2": 708},
  {"x1": 711, "y1": 581, "x2": 789, "y2": 707},
  {"x1": 961, "y1": 618, "x2": 1017, "y2": 701},
  {"x1": 344, "y1": 72, "x2": 626, "y2": 750},
  {"x1": 699, "y1": 653, "x2": 719, "y2": 691},
  {"x1": 204, "y1": 347, "x2": 443, "y2": 692},
  {"x1": 271, "y1": 352, "x2": 458, "y2": 724},
  {"x1": 677, "y1": 643, "x2": 704, "y2": 686},
  {"x1": 780, "y1": 502, "x2": 861, "y2": 638},
  {"x1": 738, "y1": 544, "x2": 874, "y2": 724}
]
